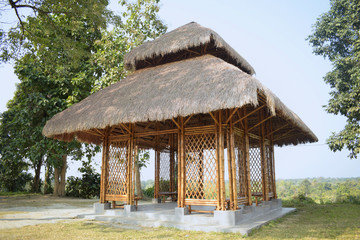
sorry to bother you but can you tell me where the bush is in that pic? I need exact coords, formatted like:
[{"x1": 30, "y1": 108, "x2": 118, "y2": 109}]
[
  {"x1": 143, "y1": 186, "x2": 154, "y2": 198},
  {"x1": 65, "y1": 160, "x2": 100, "y2": 199}
]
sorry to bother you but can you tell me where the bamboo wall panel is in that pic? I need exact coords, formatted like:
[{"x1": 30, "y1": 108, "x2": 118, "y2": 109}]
[
  {"x1": 249, "y1": 139, "x2": 263, "y2": 196},
  {"x1": 159, "y1": 149, "x2": 171, "y2": 192},
  {"x1": 234, "y1": 132, "x2": 248, "y2": 205},
  {"x1": 105, "y1": 140, "x2": 129, "y2": 196},
  {"x1": 184, "y1": 133, "x2": 217, "y2": 201}
]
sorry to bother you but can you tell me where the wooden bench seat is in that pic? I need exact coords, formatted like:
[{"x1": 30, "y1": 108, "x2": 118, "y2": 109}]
[{"x1": 158, "y1": 192, "x2": 177, "y2": 203}]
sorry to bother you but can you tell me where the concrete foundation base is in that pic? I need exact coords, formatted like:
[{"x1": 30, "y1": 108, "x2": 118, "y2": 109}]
[
  {"x1": 152, "y1": 198, "x2": 161, "y2": 204},
  {"x1": 83, "y1": 199, "x2": 293, "y2": 235},
  {"x1": 93, "y1": 202, "x2": 111, "y2": 214}
]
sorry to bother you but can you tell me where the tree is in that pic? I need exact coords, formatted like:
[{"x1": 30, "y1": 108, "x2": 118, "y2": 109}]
[
  {"x1": 135, "y1": 150, "x2": 150, "y2": 198},
  {"x1": 0, "y1": 0, "x2": 166, "y2": 195},
  {"x1": 308, "y1": 0, "x2": 360, "y2": 158}
]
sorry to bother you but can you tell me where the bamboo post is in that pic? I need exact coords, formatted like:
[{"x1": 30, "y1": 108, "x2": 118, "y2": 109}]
[
  {"x1": 229, "y1": 116, "x2": 238, "y2": 210},
  {"x1": 260, "y1": 109, "x2": 269, "y2": 201},
  {"x1": 170, "y1": 134, "x2": 174, "y2": 193},
  {"x1": 127, "y1": 124, "x2": 134, "y2": 205},
  {"x1": 154, "y1": 123, "x2": 160, "y2": 199},
  {"x1": 177, "y1": 124, "x2": 182, "y2": 207},
  {"x1": 217, "y1": 110, "x2": 226, "y2": 210},
  {"x1": 243, "y1": 107, "x2": 253, "y2": 206},
  {"x1": 226, "y1": 120, "x2": 234, "y2": 210},
  {"x1": 270, "y1": 120, "x2": 277, "y2": 198},
  {"x1": 100, "y1": 128, "x2": 110, "y2": 203},
  {"x1": 180, "y1": 117, "x2": 185, "y2": 208}
]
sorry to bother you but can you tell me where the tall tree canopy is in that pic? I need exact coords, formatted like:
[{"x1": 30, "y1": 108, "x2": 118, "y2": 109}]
[
  {"x1": 308, "y1": 0, "x2": 360, "y2": 158},
  {"x1": 0, "y1": 0, "x2": 167, "y2": 193}
]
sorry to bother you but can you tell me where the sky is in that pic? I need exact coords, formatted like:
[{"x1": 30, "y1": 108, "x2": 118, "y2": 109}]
[{"x1": 1, "y1": 0, "x2": 359, "y2": 180}]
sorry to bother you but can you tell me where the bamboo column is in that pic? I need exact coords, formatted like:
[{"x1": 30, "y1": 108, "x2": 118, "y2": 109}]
[
  {"x1": 127, "y1": 124, "x2": 135, "y2": 205},
  {"x1": 243, "y1": 107, "x2": 253, "y2": 206},
  {"x1": 217, "y1": 110, "x2": 226, "y2": 210},
  {"x1": 179, "y1": 117, "x2": 185, "y2": 208},
  {"x1": 154, "y1": 123, "x2": 160, "y2": 199},
  {"x1": 229, "y1": 116, "x2": 238, "y2": 210},
  {"x1": 170, "y1": 134, "x2": 175, "y2": 192},
  {"x1": 259, "y1": 110, "x2": 269, "y2": 201},
  {"x1": 226, "y1": 117, "x2": 235, "y2": 210},
  {"x1": 269, "y1": 121, "x2": 277, "y2": 198},
  {"x1": 100, "y1": 128, "x2": 110, "y2": 203}
]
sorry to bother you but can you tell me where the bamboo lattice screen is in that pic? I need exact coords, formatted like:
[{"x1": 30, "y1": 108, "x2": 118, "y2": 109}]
[
  {"x1": 234, "y1": 133, "x2": 248, "y2": 205},
  {"x1": 249, "y1": 138, "x2": 262, "y2": 196},
  {"x1": 184, "y1": 133, "x2": 217, "y2": 201},
  {"x1": 106, "y1": 140, "x2": 129, "y2": 196}
]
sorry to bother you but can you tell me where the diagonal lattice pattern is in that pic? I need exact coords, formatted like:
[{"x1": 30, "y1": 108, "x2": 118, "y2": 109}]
[
  {"x1": 234, "y1": 133, "x2": 247, "y2": 199},
  {"x1": 249, "y1": 141, "x2": 262, "y2": 194},
  {"x1": 184, "y1": 133, "x2": 217, "y2": 200},
  {"x1": 106, "y1": 140, "x2": 128, "y2": 195},
  {"x1": 159, "y1": 149, "x2": 171, "y2": 192}
]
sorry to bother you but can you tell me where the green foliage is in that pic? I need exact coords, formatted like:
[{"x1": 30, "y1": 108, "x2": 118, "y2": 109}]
[
  {"x1": 0, "y1": 0, "x2": 166, "y2": 193},
  {"x1": 65, "y1": 160, "x2": 100, "y2": 199},
  {"x1": 143, "y1": 185, "x2": 155, "y2": 198},
  {"x1": 308, "y1": 0, "x2": 360, "y2": 158},
  {"x1": 277, "y1": 177, "x2": 360, "y2": 204}
]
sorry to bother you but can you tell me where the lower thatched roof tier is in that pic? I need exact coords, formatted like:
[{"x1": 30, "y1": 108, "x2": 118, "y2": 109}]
[{"x1": 43, "y1": 55, "x2": 317, "y2": 146}]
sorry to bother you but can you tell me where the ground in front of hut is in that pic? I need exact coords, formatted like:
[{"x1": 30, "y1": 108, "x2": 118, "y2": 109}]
[{"x1": 1, "y1": 194, "x2": 360, "y2": 239}]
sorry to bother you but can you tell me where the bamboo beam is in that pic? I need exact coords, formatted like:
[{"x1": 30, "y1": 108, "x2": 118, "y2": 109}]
[
  {"x1": 265, "y1": 124, "x2": 289, "y2": 137},
  {"x1": 273, "y1": 128, "x2": 297, "y2": 141},
  {"x1": 183, "y1": 114, "x2": 194, "y2": 126},
  {"x1": 243, "y1": 108, "x2": 253, "y2": 206},
  {"x1": 226, "y1": 108, "x2": 239, "y2": 124},
  {"x1": 172, "y1": 118, "x2": 181, "y2": 129},
  {"x1": 120, "y1": 123, "x2": 131, "y2": 134},
  {"x1": 248, "y1": 115, "x2": 274, "y2": 133},
  {"x1": 209, "y1": 112, "x2": 219, "y2": 126},
  {"x1": 233, "y1": 105, "x2": 266, "y2": 126}
]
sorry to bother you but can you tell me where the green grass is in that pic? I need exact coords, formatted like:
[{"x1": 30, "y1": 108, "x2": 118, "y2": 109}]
[
  {"x1": 1, "y1": 201, "x2": 360, "y2": 239},
  {"x1": 0, "y1": 191, "x2": 41, "y2": 197}
]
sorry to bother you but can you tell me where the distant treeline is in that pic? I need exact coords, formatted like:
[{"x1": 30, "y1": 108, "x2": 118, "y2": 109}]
[
  {"x1": 276, "y1": 177, "x2": 360, "y2": 204},
  {"x1": 141, "y1": 177, "x2": 360, "y2": 204}
]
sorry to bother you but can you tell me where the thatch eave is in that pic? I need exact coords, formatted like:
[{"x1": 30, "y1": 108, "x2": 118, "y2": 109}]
[
  {"x1": 43, "y1": 55, "x2": 316, "y2": 146},
  {"x1": 124, "y1": 22, "x2": 256, "y2": 75}
]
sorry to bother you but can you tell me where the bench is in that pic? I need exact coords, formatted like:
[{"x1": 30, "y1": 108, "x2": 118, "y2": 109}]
[
  {"x1": 158, "y1": 192, "x2": 177, "y2": 203},
  {"x1": 111, "y1": 196, "x2": 142, "y2": 210}
]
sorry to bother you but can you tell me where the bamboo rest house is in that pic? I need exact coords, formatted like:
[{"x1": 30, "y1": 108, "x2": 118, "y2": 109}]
[{"x1": 43, "y1": 22, "x2": 317, "y2": 214}]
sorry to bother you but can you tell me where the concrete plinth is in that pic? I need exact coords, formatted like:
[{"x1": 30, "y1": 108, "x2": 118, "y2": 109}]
[
  {"x1": 152, "y1": 198, "x2": 161, "y2": 204},
  {"x1": 94, "y1": 202, "x2": 111, "y2": 214},
  {"x1": 214, "y1": 210, "x2": 242, "y2": 226},
  {"x1": 124, "y1": 205, "x2": 136, "y2": 213},
  {"x1": 175, "y1": 207, "x2": 189, "y2": 216}
]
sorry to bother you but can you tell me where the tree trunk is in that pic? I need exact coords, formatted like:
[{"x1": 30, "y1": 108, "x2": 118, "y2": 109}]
[
  {"x1": 54, "y1": 167, "x2": 59, "y2": 196},
  {"x1": 135, "y1": 161, "x2": 143, "y2": 198},
  {"x1": 31, "y1": 156, "x2": 43, "y2": 193},
  {"x1": 53, "y1": 155, "x2": 67, "y2": 197},
  {"x1": 43, "y1": 161, "x2": 52, "y2": 194}
]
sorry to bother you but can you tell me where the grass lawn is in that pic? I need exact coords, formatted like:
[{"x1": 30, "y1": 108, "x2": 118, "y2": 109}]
[{"x1": 0, "y1": 197, "x2": 359, "y2": 239}]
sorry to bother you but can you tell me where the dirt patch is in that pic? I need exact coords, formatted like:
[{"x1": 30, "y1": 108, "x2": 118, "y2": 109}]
[{"x1": 0, "y1": 195, "x2": 97, "y2": 229}]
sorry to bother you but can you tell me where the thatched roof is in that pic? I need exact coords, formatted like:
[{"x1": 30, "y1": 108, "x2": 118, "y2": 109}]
[
  {"x1": 124, "y1": 22, "x2": 256, "y2": 75},
  {"x1": 43, "y1": 55, "x2": 317, "y2": 146}
]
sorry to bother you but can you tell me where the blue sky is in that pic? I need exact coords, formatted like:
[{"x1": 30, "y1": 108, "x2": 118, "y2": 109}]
[{"x1": 1, "y1": 0, "x2": 359, "y2": 180}]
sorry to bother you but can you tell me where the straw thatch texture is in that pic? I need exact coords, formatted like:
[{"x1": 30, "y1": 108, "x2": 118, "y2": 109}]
[
  {"x1": 124, "y1": 22, "x2": 255, "y2": 75},
  {"x1": 43, "y1": 55, "x2": 317, "y2": 146}
]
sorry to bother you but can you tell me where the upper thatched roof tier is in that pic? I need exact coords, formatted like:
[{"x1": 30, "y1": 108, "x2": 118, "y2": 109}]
[
  {"x1": 124, "y1": 22, "x2": 256, "y2": 75},
  {"x1": 43, "y1": 55, "x2": 317, "y2": 146}
]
